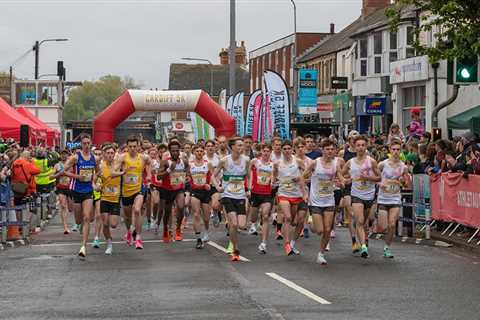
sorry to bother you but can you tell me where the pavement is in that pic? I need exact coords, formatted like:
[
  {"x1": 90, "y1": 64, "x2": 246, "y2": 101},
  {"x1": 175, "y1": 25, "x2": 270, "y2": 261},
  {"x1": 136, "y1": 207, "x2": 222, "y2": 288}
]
[{"x1": 1, "y1": 214, "x2": 480, "y2": 320}]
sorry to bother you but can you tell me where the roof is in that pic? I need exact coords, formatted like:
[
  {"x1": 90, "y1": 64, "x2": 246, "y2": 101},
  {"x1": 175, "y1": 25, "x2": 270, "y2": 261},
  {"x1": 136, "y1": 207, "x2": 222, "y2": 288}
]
[
  {"x1": 298, "y1": 6, "x2": 416, "y2": 63},
  {"x1": 168, "y1": 63, "x2": 250, "y2": 95},
  {"x1": 249, "y1": 32, "x2": 330, "y2": 55}
]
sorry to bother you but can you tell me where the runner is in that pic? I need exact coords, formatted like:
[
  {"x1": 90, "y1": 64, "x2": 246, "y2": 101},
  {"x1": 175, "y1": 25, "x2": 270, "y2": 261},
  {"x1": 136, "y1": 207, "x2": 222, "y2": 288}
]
[
  {"x1": 304, "y1": 138, "x2": 344, "y2": 265},
  {"x1": 342, "y1": 135, "x2": 381, "y2": 258},
  {"x1": 270, "y1": 137, "x2": 284, "y2": 240},
  {"x1": 188, "y1": 144, "x2": 214, "y2": 249},
  {"x1": 116, "y1": 135, "x2": 151, "y2": 249},
  {"x1": 63, "y1": 134, "x2": 99, "y2": 258},
  {"x1": 204, "y1": 139, "x2": 221, "y2": 227},
  {"x1": 150, "y1": 146, "x2": 163, "y2": 235},
  {"x1": 216, "y1": 135, "x2": 230, "y2": 159},
  {"x1": 158, "y1": 140, "x2": 189, "y2": 242},
  {"x1": 98, "y1": 144, "x2": 124, "y2": 255},
  {"x1": 377, "y1": 139, "x2": 409, "y2": 258},
  {"x1": 92, "y1": 147, "x2": 104, "y2": 248},
  {"x1": 294, "y1": 137, "x2": 313, "y2": 238},
  {"x1": 51, "y1": 150, "x2": 73, "y2": 234},
  {"x1": 145, "y1": 147, "x2": 159, "y2": 230},
  {"x1": 214, "y1": 137, "x2": 250, "y2": 262},
  {"x1": 273, "y1": 140, "x2": 308, "y2": 256},
  {"x1": 249, "y1": 143, "x2": 274, "y2": 254}
]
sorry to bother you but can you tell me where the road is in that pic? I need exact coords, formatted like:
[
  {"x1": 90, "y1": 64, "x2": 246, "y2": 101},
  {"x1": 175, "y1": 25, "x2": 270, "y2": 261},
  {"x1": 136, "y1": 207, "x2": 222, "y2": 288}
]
[{"x1": 1, "y1": 216, "x2": 479, "y2": 320}]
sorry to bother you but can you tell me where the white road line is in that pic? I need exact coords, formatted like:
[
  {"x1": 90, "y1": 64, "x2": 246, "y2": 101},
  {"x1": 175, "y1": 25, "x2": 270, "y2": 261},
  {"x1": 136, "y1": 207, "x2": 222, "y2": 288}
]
[
  {"x1": 207, "y1": 241, "x2": 251, "y2": 262},
  {"x1": 265, "y1": 272, "x2": 331, "y2": 305},
  {"x1": 32, "y1": 239, "x2": 195, "y2": 247}
]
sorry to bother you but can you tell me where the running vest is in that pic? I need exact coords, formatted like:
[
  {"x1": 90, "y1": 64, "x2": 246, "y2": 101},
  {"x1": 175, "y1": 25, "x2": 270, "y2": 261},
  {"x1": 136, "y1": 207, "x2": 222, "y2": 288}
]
[
  {"x1": 221, "y1": 155, "x2": 248, "y2": 200},
  {"x1": 34, "y1": 158, "x2": 54, "y2": 185},
  {"x1": 55, "y1": 162, "x2": 71, "y2": 190},
  {"x1": 350, "y1": 156, "x2": 376, "y2": 201},
  {"x1": 377, "y1": 159, "x2": 406, "y2": 205},
  {"x1": 163, "y1": 159, "x2": 186, "y2": 191},
  {"x1": 277, "y1": 158, "x2": 303, "y2": 198},
  {"x1": 71, "y1": 152, "x2": 96, "y2": 194},
  {"x1": 100, "y1": 162, "x2": 121, "y2": 203},
  {"x1": 271, "y1": 152, "x2": 283, "y2": 162},
  {"x1": 151, "y1": 159, "x2": 163, "y2": 187},
  {"x1": 205, "y1": 153, "x2": 221, "y2": 184},
  {"x1": 310, "y1": 158, "x2": 337, "y2": 207},
  {"x1": 251, "y1": 159, "x2": 273, "y2": 195},
  {"x1": 190, "y1": 160, "x2": 211, "y2": 190},
  {"x1": 122, "y1": 153, "x2": 143, "y2": 197}
]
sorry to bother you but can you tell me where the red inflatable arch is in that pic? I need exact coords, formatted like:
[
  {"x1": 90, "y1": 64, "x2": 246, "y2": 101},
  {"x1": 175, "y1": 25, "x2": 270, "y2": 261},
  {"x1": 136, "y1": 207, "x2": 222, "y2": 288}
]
[{"x1": 93, "y1": 89, "x2": 235, "y2": 145}]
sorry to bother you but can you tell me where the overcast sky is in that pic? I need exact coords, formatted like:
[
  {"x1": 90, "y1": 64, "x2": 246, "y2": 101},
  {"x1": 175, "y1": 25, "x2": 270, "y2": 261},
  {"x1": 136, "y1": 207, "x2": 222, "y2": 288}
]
[{"x1": 0, "y1": 0, "x2": 361, "y2": 89}]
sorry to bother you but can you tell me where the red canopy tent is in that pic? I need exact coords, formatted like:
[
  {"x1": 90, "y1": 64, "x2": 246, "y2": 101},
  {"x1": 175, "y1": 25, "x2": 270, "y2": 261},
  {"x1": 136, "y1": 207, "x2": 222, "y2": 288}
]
[
  {"x1": 0, "y1": 97, "x2": 47, "y2": 145},
  {"x1": 17, "y1": 106, "x2": 60, "y2": 147}
]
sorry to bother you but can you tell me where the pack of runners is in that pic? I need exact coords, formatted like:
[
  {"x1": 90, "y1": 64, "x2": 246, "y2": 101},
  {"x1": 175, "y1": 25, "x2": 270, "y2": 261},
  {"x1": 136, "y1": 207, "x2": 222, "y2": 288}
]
[{"x1": 52, "y1": 132, "x2": 411, "y2": 264}]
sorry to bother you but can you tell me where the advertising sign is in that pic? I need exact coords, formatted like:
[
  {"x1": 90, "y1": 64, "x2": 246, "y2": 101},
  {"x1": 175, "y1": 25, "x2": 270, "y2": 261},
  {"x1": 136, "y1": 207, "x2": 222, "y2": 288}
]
[
  {"x1": 365, "y1": 97, "x2": 386, "y2": 115},
  {"x1": 331, "y1": 77, "x2": 348, "y2": 89},
  {"x1": 298, "y1": 69, "x2": 318, "y2": 114},
  {"x1": 264, "y1": 70, "x2": 290, "y2": 140}
]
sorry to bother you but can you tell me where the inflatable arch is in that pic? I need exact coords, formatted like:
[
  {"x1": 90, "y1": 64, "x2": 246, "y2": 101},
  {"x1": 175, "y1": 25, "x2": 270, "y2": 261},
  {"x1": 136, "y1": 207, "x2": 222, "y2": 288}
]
[{"x1": 93, "y1": 90, "x2": 236, "y2": 145}]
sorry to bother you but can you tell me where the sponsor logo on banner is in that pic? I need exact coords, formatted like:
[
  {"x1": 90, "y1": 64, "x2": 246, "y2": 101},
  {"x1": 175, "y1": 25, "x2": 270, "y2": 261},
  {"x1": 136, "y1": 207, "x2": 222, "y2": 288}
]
[
  {"x1": 226, "y1": 95, "x2": 234, "y2": 115},
  {"x1": 263, "y1": 70, "x2": 290, "y2": 140},
  {"x1": 231, "y1": 92, "x2": 245, "y2": 136},
  {"x1": 245, "y1": 90, "x2": 262, "y2": 136},
  {"x1": 298, "y1": 69, "x2": 318, "y2": 115},
  {"x1": 365, "y1": 97, "x2": 386, "y2": 115},
  {"x1": 252, "y1": 92, "x2": 263, "y2": 142}
]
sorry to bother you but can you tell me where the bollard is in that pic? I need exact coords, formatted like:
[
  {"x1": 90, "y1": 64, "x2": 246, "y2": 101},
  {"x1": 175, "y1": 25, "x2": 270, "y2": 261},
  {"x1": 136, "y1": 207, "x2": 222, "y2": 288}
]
[{"x1": 1, "y1": 207, "x2": 7, "y2": 243}]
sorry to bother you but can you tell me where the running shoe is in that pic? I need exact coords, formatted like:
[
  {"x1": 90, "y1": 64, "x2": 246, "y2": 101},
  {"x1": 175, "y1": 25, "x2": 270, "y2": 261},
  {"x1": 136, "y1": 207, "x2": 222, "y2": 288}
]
[
  {"x1": 63, "y1": 228, "x2": 70, "y2": 235},
  {"x1": 284, "y1": 242, "x2": 294, "y2": 256},
  {"x1": 211, "y1": 212, "x2": 220, "y2": 228},
  {"x1": 175, "y1": 229, "x2": 183, "y2": 241},
  {"x1": 231, "y1": 250, "x2": 240, "y2": 262},
  {"x1": 226, "y1": 241, "x2": 234, "y2": 254},
  {"x1": 352, "y1": 242, "x2": 361, "y2": 254},
  {"x1": 383, "y1": 247, "x2": 394, "y2": 259},
  {"x1": 201, "y1": 232, "x2": 209, "y2": 243},
  {"x1": 196, "y1": 238, "x2": 204, "y2": 249},
  {"x1": 154, "y1": 224, "x2": 159, "y2": 235},
  {"x1": 249, "y1": 224, "x2": 258, "y2": 236},
  {"x1": 290, "y1": 241, "x2": 300, "y2": 255},
  {"x1": 303, "y1": 227, "x2": 310, "y2": 239},
  {"x1": 316, "y1": 252, "x2": 327, "y2": 265},
  {"x1": 92, "y1": 237, "x2": 101, "y2": 248},
  {"x1": 325, "y1": 242, "x2": 331, "y2": 252},
  {"x1": 330, "y1": 230, "x2": 336, "y2": 239},
  {"x1": 78, "y1": 245, "x2": 86, "y2": 258},
  {"x1": 258, "y1": 242, "x2": 267, "y2": 254},
  {"x1": 276, "y1": 230, "x2": 284, "y2": 240},
  {"x1": 105, "y1": 243, "x2": 113, "y2": 255},
  {"x1": 124, "y1": 232, "x2": 133, "y2": 246},
  {"x1": 300, "y1": 229, "x2": 304, "y2": 238},
  {"x1": 360, "y1": 244, "x2": 369, "y2": 259},
  {"x1": 135, "y1": 239, "x2": 144, "y2": 249},
  {"x1": 162, "y1": 230, "x2": 171, "y2": 243}
]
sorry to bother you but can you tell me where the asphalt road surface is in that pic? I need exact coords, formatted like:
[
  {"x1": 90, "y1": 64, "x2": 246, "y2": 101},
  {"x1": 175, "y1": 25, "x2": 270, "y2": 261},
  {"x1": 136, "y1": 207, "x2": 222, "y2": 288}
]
[{"x1": 1, "y1": 216, "x2": 479, "y2": 320}]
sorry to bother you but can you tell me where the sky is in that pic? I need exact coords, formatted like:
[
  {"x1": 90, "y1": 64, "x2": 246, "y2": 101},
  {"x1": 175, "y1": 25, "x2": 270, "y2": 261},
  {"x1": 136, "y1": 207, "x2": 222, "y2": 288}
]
[{"x1": 0, "y1": 0, "x2": 361, "y2": 89}]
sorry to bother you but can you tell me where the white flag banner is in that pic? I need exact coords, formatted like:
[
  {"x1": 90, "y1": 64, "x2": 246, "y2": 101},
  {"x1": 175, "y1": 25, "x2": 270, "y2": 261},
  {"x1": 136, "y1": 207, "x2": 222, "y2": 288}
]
[
  {"x1": 264, "y1": 70, "x2": 290, "y2": 140},
  {"x1": 231, "y1": 91, "x2": 245, "y2": 136},
  {"x1": 218, "y1": 89, "x2": 227, "y2": 111},
  {"x1": 245, "y1": 90, "x2": 262, "y2": 136},
  {"x1": 226, "y1": 95, "x2": 234, "y2": 115}
]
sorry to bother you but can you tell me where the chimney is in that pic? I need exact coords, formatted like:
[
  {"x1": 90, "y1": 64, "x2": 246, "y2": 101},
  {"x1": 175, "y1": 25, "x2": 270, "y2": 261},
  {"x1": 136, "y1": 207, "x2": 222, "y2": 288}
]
[
  {"x1": 330, "y1": 23, "x2": 335, "y2": 34},
  {"x1": 362, "y1": 0, "x2": 390, "y2": 18},
  {"x1": 219, "y1": 48, "x2": 229, "y2": 65}
]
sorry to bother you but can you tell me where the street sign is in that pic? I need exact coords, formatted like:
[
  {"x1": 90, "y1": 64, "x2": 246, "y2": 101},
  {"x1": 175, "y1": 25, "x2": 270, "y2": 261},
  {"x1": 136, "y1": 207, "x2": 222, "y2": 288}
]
[{"x1": 331, "y1": 77, "x2": 348, "y2": 89}]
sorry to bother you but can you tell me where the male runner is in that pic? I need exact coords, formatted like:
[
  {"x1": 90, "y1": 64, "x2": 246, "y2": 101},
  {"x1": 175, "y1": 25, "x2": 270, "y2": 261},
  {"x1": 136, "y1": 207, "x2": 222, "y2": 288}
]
[
  {"x1": 342, "y1": 135, "x2": 381, "y2": 258},
  {"x1": 52, "y1": 150, "x2": 73, "y2": 234},
  {"x1": 214, "y1": 137, "x2": 251, "y2": 262},
  {"x1": 270, "y1": 137, "x2": 284, "y2": 240},
  {"x1": 116, "y1": 136, "x2": 151, "y2": 249},
  {"x1": 377, "y1": 139, "x2": 409, "y2": 258},
  {"x1": 273, "y1": 140, "x2": 308, "y2": 256},
  {"x1": 204, "y1": 139, "x2": 221, "y2": 227},
  {"x1": 216, "y1": 135, "x2": 230, "y2": 159},
  {"x1": 294, "y1": 137, "x2": 312, "y2": 238},
  {"x1": 92, "y1": 147, "x2": 104, "y2": 248}
]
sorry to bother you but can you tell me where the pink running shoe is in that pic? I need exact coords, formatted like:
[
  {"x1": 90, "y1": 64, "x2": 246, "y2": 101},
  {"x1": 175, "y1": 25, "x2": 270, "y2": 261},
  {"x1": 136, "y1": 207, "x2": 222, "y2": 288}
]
[
  {"x1": 135, "y1": 239, "x2": 144, "y2": 250},
  {"x1": 124, "y1": 232, "x2": 133, "y2": 246}
]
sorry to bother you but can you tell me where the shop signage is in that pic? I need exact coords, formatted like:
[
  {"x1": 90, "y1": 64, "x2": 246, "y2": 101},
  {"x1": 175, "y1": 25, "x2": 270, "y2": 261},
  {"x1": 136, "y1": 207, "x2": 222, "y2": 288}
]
[
  {"x1": 331, "y1": 77, "x2": 348, "y2": 89},
  {"x1": 390, "y1": 56, "x2": 429, "y2": 84},
  {"x1": 298, "y1": 69, "x2": 318, "y2": 114},
  {"x1": 317, "y1": 103, "x2": 333, "y2": 112},
  {"x1": 365, "y1": 97, "x2": 386, "y2": 115}
]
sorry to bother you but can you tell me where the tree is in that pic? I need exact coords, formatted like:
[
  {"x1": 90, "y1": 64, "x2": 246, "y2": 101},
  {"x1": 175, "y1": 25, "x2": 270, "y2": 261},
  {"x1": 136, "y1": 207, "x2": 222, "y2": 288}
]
[
  {"x1": 387, "y1": 0, "x2": 480, "y2": 63},
  {"x1": 64, "y1": 75, "x2": 142, "y2": 121}
]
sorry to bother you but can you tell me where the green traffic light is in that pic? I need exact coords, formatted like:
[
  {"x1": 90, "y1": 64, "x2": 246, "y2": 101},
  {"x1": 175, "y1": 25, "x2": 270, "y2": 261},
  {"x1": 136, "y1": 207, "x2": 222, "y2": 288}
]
[
  {"x1": 460, "y1": 68, "x2": 471, "y2": 79},
  {"x1": 455, "y1": 56, "x2": 478, "y2": 84}
]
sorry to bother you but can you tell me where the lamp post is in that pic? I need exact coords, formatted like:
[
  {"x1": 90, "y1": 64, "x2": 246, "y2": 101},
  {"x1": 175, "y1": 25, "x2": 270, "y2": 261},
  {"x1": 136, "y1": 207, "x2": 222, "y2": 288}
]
[
  {"x1": 290, "y1": 0, "x2": 297, "y2": 121},
  {"x1": 33, "y1": 38, "x2": 69, "y2": 80},
  {"x1": 181, "y1": 57, "x2": 214, "y2": 96},
  {"x1": 229, "y1": 0, "x2": 236, "y2": 96}
]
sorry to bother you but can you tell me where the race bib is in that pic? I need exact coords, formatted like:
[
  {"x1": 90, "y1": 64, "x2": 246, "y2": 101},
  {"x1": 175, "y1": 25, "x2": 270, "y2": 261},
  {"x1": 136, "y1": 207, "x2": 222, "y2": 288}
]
[
  {"x1": 171, "y1": 172, "x2": 185, "y2": 186},
  {"x1": 317, "y1": 180, "x2": 334, "y2": 196},
  {"x1": 79, "y1": 169, "x2": 93, "y2": 182},
  {"x1": 354, "y1": 178, "x2": 373, "y2": 190},
  {"x1": 125, "y1": 174, "x2": 139, "y2": 185},
  {"x1": 280, "y1": 177, "x2": 295, "y2": 192},
  {"x1": 59, "y1": 176, "x2": 70, "y2": 185},
  {"x1": 105, "y1": 186, "x2": 119, "y2": 196},
  {"x1": 192, "y1": 173, "x2": 206, "y2": 186},
  {"x1": 257, "y1": 171, "x2": 271, "y2": 186},
  {"x1": 382, "y1": 179, "x2": 401, "y2": 194},
  {"x1": 226, "y1": 178, "x2": 244, "y2": 193}
]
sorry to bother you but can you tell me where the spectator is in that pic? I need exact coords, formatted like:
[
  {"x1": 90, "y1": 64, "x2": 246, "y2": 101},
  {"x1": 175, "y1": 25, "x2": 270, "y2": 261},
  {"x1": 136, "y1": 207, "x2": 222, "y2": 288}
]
[
  {"x1": 405, "y1": 141, "x2": 420, "y2": 168},
  {"x1": 387, "y1": 123, "x2": 405, "y2": 145},
  {"x1": 304, "y1": 134, "x2": 321, "y2": 160},
  {"x1": 407, "y1": 107, "x2": 424, "y2": 141},
  {"x1": 11, "y1": 150, "x2": 40, "y2": 206},
  {"x1": 467, "y1": 143, "x2": 480, "y2": 175},
  {"x1": 445, "y1": 149, "x2": 471, "y2": 174},
  {"x1": 413, "y1": 143, "x2": 432, "y2": 174},
  {"x1": 420, "y1": 132, "x2": 432, "y2": 146}
]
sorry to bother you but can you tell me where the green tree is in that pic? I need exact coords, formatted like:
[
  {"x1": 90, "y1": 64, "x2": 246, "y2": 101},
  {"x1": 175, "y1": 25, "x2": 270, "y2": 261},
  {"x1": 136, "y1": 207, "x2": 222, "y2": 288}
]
[
  {"x1": 64, "y1": 75, "x2": 142, "y2": 121},
  {"x1": 387, "y1": 0, "x2": 480, "y2": 63}
]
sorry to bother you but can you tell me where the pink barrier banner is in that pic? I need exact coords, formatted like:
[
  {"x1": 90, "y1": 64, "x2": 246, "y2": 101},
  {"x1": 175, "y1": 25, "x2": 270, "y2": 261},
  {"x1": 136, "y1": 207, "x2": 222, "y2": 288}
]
[{"x1": 430, "y1": 173, "x2": 480, "y2": 228}]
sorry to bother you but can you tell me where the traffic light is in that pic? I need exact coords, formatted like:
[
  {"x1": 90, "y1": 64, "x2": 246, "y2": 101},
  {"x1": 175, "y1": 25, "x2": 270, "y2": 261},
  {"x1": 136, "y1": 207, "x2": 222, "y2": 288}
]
[{"x1": 454, "y1": 56, "x2": 478, "y2": 84}]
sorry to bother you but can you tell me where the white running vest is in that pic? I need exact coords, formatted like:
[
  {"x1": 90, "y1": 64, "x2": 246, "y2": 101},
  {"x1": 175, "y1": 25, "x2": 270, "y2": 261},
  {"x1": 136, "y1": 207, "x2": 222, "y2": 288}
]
[
  {"x1": 377, "y1": 159, "x2": 406, "y2": 205},
  {"x1": 277, "y1": 158, "x2": 303, "y2": 198},
  {"x1": 310, "y1": 158, "x2": 337, "y2": 207},
  {"x1": 205, "y1": 154, "x2": 221, "y2": 183},
  {"x1": 221, "y1": 155, "x2": 248, "y2": 200},
  {"x1": 350, "y1": 157, "x2": 376, "y2": 201}
]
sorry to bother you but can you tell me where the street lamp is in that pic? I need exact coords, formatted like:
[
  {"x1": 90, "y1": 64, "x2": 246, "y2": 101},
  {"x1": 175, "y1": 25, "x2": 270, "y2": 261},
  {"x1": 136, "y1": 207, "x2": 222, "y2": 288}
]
[
  {"x1": 33, "y1": 38, "x2": 69, "y2": 79},
  {"x1": 181, "y1": 57, "x2": 214, "y2": 96},
  {"x1": 290, "y1": 0, "x2": 298, "y2": 122}
]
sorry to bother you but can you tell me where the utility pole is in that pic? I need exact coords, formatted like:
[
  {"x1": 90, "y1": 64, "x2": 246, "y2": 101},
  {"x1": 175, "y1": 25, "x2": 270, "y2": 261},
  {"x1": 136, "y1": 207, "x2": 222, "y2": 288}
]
[
  {"x1": 229, "y1": 0, "x2": 236, "y2": 96},
  {"x1": 290, "y1": 0, "x2": 297, "y2": 121}
]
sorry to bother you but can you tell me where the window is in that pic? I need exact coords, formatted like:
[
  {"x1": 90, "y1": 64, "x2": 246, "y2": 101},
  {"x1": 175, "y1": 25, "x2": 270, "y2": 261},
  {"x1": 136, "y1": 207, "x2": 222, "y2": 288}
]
[
  {"x1": 373, "y1": 32, "x2": 382, "y2": 74},
  {"x1": 374, "y1": 57, "x2": 382, "y2": 74},
  {"x1": 402, "y1": 86, "x2": 426, "y2": 131},
  {"x1": 359, "y1": 38, "x2": 368, "y2": 77},
  {"x1": 406, "y1": 26, "x2": 416, "y2": 58},
  {"x1": 389, "y1": 31, "x2": 398, "y2": 65}
]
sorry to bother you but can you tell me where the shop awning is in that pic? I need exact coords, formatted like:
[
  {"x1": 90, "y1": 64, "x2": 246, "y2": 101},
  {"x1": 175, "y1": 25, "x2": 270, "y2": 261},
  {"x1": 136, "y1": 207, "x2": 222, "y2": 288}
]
[{"x1": 447, "y1": 105, "x2": 480, "y2": 135}]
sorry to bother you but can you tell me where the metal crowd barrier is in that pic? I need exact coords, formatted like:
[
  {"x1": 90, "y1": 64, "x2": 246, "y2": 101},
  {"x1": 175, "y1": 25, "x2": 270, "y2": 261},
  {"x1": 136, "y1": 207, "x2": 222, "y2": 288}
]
[{"x1": 0, "y1": 203, "x2": 31, "y2": 245}]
